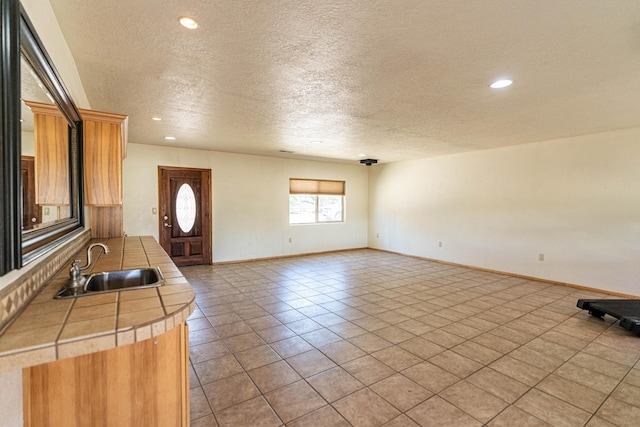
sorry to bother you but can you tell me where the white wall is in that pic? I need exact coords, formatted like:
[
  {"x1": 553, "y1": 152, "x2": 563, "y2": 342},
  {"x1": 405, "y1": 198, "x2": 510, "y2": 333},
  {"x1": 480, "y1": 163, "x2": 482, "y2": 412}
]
[
  {"x1": 123, "y1": 144, "x2": 368, "y2": 262},
  {"x1": 369, "y1": 128, "x2": 640, "y2": 296}
]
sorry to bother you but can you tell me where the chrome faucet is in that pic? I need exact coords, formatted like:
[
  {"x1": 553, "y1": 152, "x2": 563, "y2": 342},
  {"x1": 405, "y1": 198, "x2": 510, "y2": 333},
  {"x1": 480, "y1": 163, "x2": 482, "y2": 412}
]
[{"x1": 67, "y1": 243, "x2": 110, "y2": 290}]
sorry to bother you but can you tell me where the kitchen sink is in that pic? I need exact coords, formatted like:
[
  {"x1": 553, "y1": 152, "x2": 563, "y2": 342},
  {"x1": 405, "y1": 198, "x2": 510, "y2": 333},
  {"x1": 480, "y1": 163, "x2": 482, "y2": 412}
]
[{"x1": 55, "y1": 267, "x2": 165, "y2": 299}]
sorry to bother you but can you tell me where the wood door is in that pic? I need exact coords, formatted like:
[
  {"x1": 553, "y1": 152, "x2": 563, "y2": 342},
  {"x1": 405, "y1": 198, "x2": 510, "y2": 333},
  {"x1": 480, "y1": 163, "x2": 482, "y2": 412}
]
[
  {"x1": 158, "y1": 166, "x2": 211, "y2": 266},
  {"x1": 21, "y1": 156, "x2": 41, "y2": 229}
]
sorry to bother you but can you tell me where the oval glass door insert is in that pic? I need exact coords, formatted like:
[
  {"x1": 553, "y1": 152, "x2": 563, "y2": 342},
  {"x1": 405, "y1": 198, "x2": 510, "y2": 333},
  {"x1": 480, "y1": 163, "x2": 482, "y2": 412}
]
[{"x1": 175, "y1": 183, "x2": 196, "y2": 233}]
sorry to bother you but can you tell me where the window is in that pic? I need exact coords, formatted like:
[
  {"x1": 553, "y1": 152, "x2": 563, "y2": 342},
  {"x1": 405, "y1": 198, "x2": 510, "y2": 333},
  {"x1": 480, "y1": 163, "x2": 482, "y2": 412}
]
[{"x1": 289, "y1": 179, "x2": 345, "y2": 224}]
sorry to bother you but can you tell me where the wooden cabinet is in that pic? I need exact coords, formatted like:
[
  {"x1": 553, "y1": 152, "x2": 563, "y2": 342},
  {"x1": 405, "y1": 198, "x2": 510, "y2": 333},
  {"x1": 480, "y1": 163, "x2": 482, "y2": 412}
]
[
  {"x1": 23, "y1": 323, "x2": 190, "y2": 427},
  {"x1": 80, "y1": 109, "x2": 127, "y2": 205},
  {"x1": 80, "y1": 109, "x2": 128, "y2": 238},
  {"x1": 23, "y1": 101, "x2": 70, "y2": 206},
  {"x1": 23, "y1": 101, "x2": 128, "y2": 238}
]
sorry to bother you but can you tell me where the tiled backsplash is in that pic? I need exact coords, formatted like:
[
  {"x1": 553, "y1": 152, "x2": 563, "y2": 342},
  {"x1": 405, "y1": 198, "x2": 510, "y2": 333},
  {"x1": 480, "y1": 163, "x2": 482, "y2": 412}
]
[{"x1": 0, "y1": 230, "x2": 91, "y2": 333}]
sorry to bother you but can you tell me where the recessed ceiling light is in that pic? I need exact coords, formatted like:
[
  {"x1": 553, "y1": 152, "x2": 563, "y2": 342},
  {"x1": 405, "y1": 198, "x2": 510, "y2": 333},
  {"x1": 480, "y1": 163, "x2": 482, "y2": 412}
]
[
  {"x1": 178, "y1": 16, "x2": 198, "y2": 29},
  {"x1": 165, "y1": 136, "x2": 176, "y2": 140},
  {"x1": 358, "y1": 153, "x2": 367, "y2": 157},
  {"x1": 152, "y1": 117, "x2": 162, "y2": 121},
  {"x1": 490, "y1": 79, "x2": 513, "y2": 89},
  {"x1": 310, "y1": 140, "x2": 323, "y2": 144}
]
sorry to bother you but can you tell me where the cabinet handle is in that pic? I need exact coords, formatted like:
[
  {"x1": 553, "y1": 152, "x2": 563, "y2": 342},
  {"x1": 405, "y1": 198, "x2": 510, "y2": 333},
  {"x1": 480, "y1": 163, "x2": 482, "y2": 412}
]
[{"x1": 164, "y1": 223, "x2": 172, "y2": 228}]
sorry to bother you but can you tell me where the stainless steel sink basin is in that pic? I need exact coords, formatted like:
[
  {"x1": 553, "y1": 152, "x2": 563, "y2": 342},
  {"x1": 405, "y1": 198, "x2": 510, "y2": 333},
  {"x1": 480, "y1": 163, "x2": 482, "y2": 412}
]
[{"x1": 56, "y1": 267, "x2": 164, "y2": 298}]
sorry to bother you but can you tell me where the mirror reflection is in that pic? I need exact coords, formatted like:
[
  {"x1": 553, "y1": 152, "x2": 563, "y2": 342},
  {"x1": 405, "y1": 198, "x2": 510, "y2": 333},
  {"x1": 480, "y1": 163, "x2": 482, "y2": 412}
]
[{"x1": 20, "y1": 56, "x2": 71, "y2": 231}]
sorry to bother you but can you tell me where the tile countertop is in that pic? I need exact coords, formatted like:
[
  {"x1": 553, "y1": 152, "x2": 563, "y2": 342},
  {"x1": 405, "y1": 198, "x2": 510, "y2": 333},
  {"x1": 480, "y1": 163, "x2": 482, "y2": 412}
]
[{"x1": 0, "y1": 236, "x2": 195, "y2": 372}]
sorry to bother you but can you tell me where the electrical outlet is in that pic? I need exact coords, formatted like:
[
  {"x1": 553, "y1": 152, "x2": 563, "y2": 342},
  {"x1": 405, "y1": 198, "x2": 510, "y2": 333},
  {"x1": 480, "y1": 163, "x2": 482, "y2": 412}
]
[
  {"x1": 376, "y1": 233, "x2": 379, "y2": 238},
  {"x1": 152, "y1": 207, "x2": 157, "y2": 214},
  {"x1": 288, "y1": 237, "x2": 292, "y2": 243},
  {"x1": 44, "y1": 207, "x2": 50, "y2": 215},
  {"x1": 438, "y1": 241, "x2": 442, "y2": 247},
  {"x1": 538, "y1": 253, "x2": 544, "y2": 261}
]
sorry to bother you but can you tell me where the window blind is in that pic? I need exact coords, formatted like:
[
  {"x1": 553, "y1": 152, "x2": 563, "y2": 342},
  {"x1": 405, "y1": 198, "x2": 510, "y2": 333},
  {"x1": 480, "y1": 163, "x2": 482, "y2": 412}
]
[{"x1": 289, "y1": 179, "x2": 345, "y2": 195}]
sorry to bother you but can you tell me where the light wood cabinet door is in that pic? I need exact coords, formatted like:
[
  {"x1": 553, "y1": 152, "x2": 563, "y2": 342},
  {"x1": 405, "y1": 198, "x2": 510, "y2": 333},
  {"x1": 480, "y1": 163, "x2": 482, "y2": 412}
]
[
  {"x1": 82, "y1": 112, "x2": 126, "y2": 205},
  {"x1": 23, "y1": 323, "x2": 190, "y2": 427},
  {"x1": 23, "y1": 101, "x2": 70, "y2": 206}
]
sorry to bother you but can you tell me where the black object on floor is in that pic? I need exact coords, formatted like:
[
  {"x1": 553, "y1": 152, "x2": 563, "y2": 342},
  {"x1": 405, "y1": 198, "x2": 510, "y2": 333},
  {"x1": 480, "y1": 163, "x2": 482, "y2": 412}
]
[{"x1": 577, "y1": 299, "x2": 640, "y2": 336}]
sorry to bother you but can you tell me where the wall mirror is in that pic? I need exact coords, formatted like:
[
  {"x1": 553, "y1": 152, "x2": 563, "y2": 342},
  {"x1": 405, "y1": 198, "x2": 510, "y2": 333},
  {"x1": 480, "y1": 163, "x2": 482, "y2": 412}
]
[{"x1": 0, "y1": 2, "x2": 84, "y2": 275}]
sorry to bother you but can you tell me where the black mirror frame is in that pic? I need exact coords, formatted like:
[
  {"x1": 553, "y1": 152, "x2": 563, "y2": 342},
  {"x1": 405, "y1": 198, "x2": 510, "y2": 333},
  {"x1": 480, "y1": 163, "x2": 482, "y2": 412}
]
[{"x1": 0, "y1": 1, "x2": 84, "y2": 276}]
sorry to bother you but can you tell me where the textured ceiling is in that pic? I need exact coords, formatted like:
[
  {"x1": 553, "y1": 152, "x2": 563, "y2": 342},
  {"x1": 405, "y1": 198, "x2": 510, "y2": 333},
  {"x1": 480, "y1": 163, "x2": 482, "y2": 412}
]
[{"x1": 48, "y1": 0, "x2": 640, "y2": 164}]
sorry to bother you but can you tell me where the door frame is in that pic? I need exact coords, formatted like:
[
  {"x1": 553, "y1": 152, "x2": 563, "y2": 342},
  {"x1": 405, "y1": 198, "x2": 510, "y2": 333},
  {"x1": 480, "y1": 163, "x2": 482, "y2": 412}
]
[{"x1": 158, "y1": 166, "x2": 212, "y2": 265}]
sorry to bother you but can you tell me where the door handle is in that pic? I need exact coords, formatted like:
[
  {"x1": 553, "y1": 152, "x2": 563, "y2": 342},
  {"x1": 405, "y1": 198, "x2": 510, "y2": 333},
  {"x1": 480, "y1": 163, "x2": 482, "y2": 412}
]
[{"x1": 164, "y1": 223, "x2": 172, "y2": 228}]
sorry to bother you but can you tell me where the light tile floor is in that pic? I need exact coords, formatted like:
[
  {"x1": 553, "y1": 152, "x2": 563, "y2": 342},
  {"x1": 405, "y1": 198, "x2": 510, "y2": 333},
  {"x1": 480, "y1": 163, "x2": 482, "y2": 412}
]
[{"x1": 182, "y1": 249, "x2": 640, "y2": 427}]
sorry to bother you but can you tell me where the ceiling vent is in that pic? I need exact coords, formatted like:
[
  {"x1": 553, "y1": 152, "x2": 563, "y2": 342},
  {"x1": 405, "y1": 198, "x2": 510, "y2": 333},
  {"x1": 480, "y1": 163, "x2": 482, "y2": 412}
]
[{"x1": 359, "y1": 158, "x2": 378, "y2": 166}]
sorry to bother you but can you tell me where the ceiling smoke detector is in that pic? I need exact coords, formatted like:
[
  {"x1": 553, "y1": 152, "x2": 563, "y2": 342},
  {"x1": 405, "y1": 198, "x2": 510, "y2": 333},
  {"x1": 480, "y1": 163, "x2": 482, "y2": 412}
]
[{"x1": 359, "y1": 158, "x2": 378, "y2": 166}]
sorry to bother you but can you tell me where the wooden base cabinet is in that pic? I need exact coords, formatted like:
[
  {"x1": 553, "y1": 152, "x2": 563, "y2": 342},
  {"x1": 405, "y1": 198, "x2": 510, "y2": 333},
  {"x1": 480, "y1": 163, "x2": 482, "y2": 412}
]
[{"x1": 23, "y1": 323, "x2": 189, "y2": 427}]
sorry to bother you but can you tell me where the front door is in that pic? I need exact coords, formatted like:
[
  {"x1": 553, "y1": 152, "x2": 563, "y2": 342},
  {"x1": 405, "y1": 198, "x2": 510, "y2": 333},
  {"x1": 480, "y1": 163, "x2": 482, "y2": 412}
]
[{"x1": 158, "y1": 166, "x2": 212, "y2": 266}]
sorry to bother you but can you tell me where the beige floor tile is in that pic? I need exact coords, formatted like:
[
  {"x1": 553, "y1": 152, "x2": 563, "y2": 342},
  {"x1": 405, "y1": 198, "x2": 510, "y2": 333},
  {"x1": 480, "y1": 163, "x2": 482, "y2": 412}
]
[
  {"x1": 190, "y1": 414, "x2": 218, "y2": 427},
  {"x1": 193, "y1": 354, "x2": 244, "y2": 384},
  {"x1": 370, "y1": 373, "x2": 432, "y2": 412},
  {"x1": 234, "y1": 344, "x2": 282, "y2": 370},
  {"x1": 381, "y1": 414, "x2": 420, "y2": 427},
  {"x1": 243, "y1": 314, "x2": 282, "y2": 331},
  {"x1": 515, "y1": 389, "x2": 591, "y2": 427},
  {"x1": 190, "y1": 386, "x2": 213, "y2": 420},
  {"x1": 223, "y1": 331, "x2": 265, "y2": 352},
  {"x1": 269, "y1": 335, "x2": 314, "y2": 358},
  {"x1": 553, "y1": 361, "x2": 619, "y2": 394},
  {"x1": 421, "y1": 328, "x2": 467, "y2": 348},
  {"x1": 374, "y1": 325, "x2": 415, "y2": 344},
  {"x1": 301, "y1": 327, "x2": 342, "y2": 347},
  {"x1": 189, "y1": 327, "x2": 221, "y2": 346},
  {"x1": 402, "y1": 361, "x2": 460, "y2": 393},
  {"x1": 452, "y1": 340, "x2": 503, "y2": 365},
  {"x1": 399, "y1": 336, "x2": 446, "y2": 359},
  {"x1": 214, "y1": 320, "x2": 254, "y2": 338},
  {"x1": 307, "y1": 366, "x2": 363, "y2": 402},
  {"x1": 328, "y1": 321, "x2": 368, "y2": 339},
  {"x1": 570, "y1": 352, "x2": 630, "y2": 380},
  {"x1": 349, "y1": 332, "x2": 393, "y2": 353},
  {"x1": 610, "y1": 382, "x2": 640, "y2": 409},
  {"x1": 487, "y1": 406, "x2": 551, "y2": 426},
  {"x1": 247, "y1": 360, "x2": 301, "y2": 393},
  {"x1": 508, "y1": 346, "x2": 564, "y2": 372},
  {"x1": 585, "y1": 415, "x2": 619, "y2": 427},
  {"x1": 190, "y1": 341, "x2": 231, "y2": 364},
  {"x1": 214, "y1": 396, "x2": 282, "y2": 427},
  {"x1": 536, "y1": 374, "x2": 607, "y2": 412},
  {"x1": 319, "y1": 339, "x2": 366, "y2": 364},
  {"x1": 372, "y1": 346, "x2": 422, "y2": 371},
  {"x1": 203, "y1": 372, "x2": 260, "y2": 412},
  {"x1": 395, "y1": 319, "x2": 433, "y2": 335},
  {"x1": 467, "y1": 367, "x2": 529, "y2": 403},
  {"x1": 583, "y1": 341, "x2": 640, "y2": 367},
  {"x1": 342, "y1": 355, "x2": 396, "y2": 385},
  {"x1": 489, "y1": 356, "x2": 548, "y2": 386},
  {"x1": 287, "y1": 405, "x2": 350, "y2": 427},
  {"x1": 623, "y1": 368, "x2": 640, "y2": 387},
  {"x1": 596, "y1": 397, "x2": 640, "y2": 427},
  {"x1": 429, "y1": 350, "x2": 483, "y2": 378},
  {"x1": 264, "y1": 380, "x2": 326, "y2": 423},
  {"x1": 185, "y1": 250, "x2": 640, "y2": 427},
  {"x1": 286, "y1": 349, "x2": 336, "y2": 378},
  {"x1": 333, "y1": 388, "x2": 401, "y2": 427},
  {"x1": 406, "y1": 396, "x2": 482, "y2": 427},
  {"x1": 254, "y1": 324, "x2": 296, "y2": 343},
  {"x1": 440, "y1": 380, "x2": 509, "y2": 423},
  {"x1": 286, "y1": 318, "x2": 323, "y2": 334}
]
